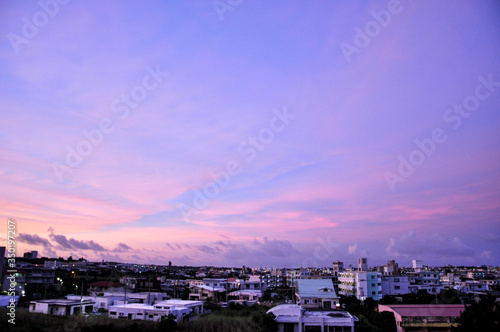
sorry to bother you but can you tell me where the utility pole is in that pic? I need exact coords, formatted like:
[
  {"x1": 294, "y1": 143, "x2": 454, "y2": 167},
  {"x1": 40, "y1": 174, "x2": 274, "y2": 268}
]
[
  {"x1": 124, "y1": 279, "x2": 127, "y2": 305},
  {"x1": 80, "y1": 281, "x2": 83, "y2": 315},
  {"x1": 148, "y1": 274, "x2": 151, "y2": 304}
]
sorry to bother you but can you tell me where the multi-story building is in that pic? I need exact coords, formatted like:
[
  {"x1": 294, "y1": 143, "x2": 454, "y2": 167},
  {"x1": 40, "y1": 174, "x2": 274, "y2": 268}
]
[
  {"x1": 188, "y1": 278, "x2": 228, "y2": 302},
  {"x1": 332, "y1": 261, "x2": 344, "y2": 277},
  {"x1": 379, "y1": 304, "x2": 465, "y2": 332},
  {"x1": 295, "y1": 279, "x2": 340, "y2": 309},
  {"x1": 23, "y1": 251, "x2": 38, "y2": 259},
  {"x1": 286, "y1": 269, "x2": 301, "y2": 287},
  {"x1": 382, "y1": 260, "x2": 399, "y2": 276},
  {"x1": 381, "y1": 276, "x2": 410, "y2": 296},
  {"x1": 228, "y1": 275, "x2": 267, "y2": 302},
  {"x1": 109, "y1": 299, "x2": 204, "y2": 323},
  {"x1": 338, "y1": 271, "x2": 382, "y2": 301},
  {"x1": 406, "y1": 271, "x2": 443, "y2": 294},
  {"x1": 29, "y1": 299, "x2": 94, "y2": 316},
  {"x1": 441, "y1": 273, "x2": 461, "y2": 289},
  {"x1": 261, "y1": 269, "x2": 286, "y2": 289},
  {"x1": 87, "y1": 281, "x2": 125, "y2": 296},
  {"x1": 357, "y1": 258, "x2": 367, "y2": 272},
  {"x1": 412, "y1": 260, "x2": 423, "y2": 272},
  {"x1": 267, "y1": 304, "x2": 356, "y2": 332},
  {"x1": 2, "y1": 268, "x2": 55, "y2": 296}
]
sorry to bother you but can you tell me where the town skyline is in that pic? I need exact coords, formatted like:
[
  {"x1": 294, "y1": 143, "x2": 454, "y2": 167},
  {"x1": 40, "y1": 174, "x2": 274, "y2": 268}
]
[{"x1": 2, "y1": 1, "x2": 500, "y2": 268}]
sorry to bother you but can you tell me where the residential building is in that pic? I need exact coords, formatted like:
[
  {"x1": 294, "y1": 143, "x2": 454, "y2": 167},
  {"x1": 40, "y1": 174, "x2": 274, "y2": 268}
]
[
  {"x1": 267, "y1": 304, "x2": 356, "y2": 332},
  {"x1": 262, "y1": 270, "x2": 286, "y2": 289},
  {"x1": 83, "y1": 291, "x2": 170, "y2": 305},
  {"x1": 332, "y1": 261, "x2": 344, "y2": 277},
  {"x1": 228, "y1": 275, "x2": 266, "y2": 301},
  {"x1": 88, "y1": 281, "x2": 125, "y2": 295},
  {"x1": 381, "y1": 276, "x2": 410, "y2": 296},
  {"x1": 383, "y1": 260, "x2": 399, "y2": 276},
  {"x1": 2, "y1": 268, "x2": 55, "y2": 296},
  {"x1": 379, "y1": 304, "x2": 465, "y2": 332},
  {"x1": 441, "y1": 273, "x2": 461, "y2": 289},
  {"x1": 453, "y1": 280, "x2": 488, "y2": 294},
  {"x1": 67, "y1": 294, "x2": 126, "y2": 311},
  {"x1": 23, "y1": 251, "x2": 38, "y2": 259},
  {"x1": 29, "y1": 299, "x2": 94, "y2": 316},
  {"x1": 357, "y1": 258, "x2": 367, "y2": 272},
  {"x1": 338, "y1": 271, "x2": 382, "y2": 301},
  {"x1": 189, "y1": 283, "x2": 226, "y2": 302},
  {"x1": 331, "y1": 261, "x2": 343, "y2": 294},
  {"x1": 109, "y1": 299, "x2": 203, "y2": 323},
  {"x1": 412, "y1": 260, "x2": 423, "y2": 272},
  {"x1": 287, "y1": 269, "x2": 301, "y2": 287},
  {"x1": 295, "y1": 279, "x2": 340, "y2": 309},
  {"x1": 406, "y1": 271, "x2": 443, "y2": 294}
]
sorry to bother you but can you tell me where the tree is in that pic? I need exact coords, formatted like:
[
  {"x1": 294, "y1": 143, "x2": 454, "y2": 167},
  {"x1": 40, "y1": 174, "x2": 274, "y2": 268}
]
[
  {"x1": 437, "y1": 289, "x2": 461, "y2": 304},
  {"x1": 158, "y1": 314, "x2": 177, "y2": 331},
  {"x1": 379, "y1": 295, "x2": 397, "y2": 305},
  {"x1": 455, "y1": 294, "x2": 500, "y2": 331}
]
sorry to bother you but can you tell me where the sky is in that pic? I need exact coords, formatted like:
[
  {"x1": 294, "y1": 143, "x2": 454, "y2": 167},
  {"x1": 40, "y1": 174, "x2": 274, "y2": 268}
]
[{"x1": 1, "y1": 0, "x2": 499, "y2": 269}]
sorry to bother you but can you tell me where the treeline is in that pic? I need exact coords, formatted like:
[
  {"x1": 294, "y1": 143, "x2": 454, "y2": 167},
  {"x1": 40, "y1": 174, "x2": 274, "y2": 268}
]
[{"x1": 0, "y1": 304, "x2": 276, "y2": 332}]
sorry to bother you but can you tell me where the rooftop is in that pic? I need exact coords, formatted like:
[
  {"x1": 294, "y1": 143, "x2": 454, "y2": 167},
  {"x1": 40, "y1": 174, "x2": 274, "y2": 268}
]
[
  {"x1": 296, "y1": 279, "x2": 338, "y2": 298},
  {"x1": 379, "y1": 304, "x2": 466, "y2": 318}
]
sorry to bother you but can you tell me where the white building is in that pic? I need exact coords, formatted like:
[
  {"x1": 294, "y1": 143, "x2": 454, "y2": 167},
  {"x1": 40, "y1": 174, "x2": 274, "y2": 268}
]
[
  {"x1": 109, "y1": 299, "x2": 203, "y2": 323},
  {"x1": 453, "y1": 280, "x2": 488, "y2": 294},
  {"x1": 338, "y1": 271, "x2": 382, "y2": 301},
  {"x1": 267, "y1": 304, "x2": 356, "y2": 332},
  {"x1": 357, "y1": 258, "x2": 367, "y2": 272},
  {"x1": 189, "y1": 285, "x2": 226, "y2": 301},
  {"x1": 379, "y1": 304, "x2": 465, "y2": 332},
  {"x1": 407, "y1": 271, "x2": 443, "y2": 294},
  {"x1": 296, "y1": 279, "x2": 340, "y2": 309},
  {"x1": 381, "y1": 276, "x2": 410, "y2": 296},
  {"x1": 29, "y1": 299, "x2": 94, "y2": 316},
  {"x1": 332, "y1": 261, "x2": 344, "y2": 277},
  {"x1": 412, "y1": 259, "x2": 423, "y2": 272}
]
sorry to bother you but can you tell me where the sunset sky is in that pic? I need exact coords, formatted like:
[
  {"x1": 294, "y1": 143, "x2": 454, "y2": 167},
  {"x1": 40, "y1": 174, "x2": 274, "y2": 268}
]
[{"x1": 1, "y1": 0, "x2": 499, "y2": 268}]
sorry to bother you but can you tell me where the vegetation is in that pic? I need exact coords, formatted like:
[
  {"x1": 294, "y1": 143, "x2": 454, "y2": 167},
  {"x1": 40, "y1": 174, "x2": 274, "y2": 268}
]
[
  {"x1": 339, "y1": 295, "x2": 396, "y2": 332},
  {"x1": 454, "y1": 294, "x2": 500, "y2": 332},
  {"x1": 379, "y1": 289, "x2": 462, "y2": 305},
  {"x1": 178, "y1": 303, "x2": 277, "y2": 332},
  {"x1": 1, "y1": 304, "x2": 276, "y2": 332}
]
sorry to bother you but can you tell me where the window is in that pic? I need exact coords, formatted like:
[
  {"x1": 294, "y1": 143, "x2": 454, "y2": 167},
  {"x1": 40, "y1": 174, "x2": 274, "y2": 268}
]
[
  {"x1": 394, "y1": 278, "x2": 400, "y2": 282},
  {"x1": 371, "y1": 275, "x2": 375, "y2": 279},
  {"x1": 110, "y1": 311, "x2": 117, "y2": 316},
  {"x1": 371, "y1": 283, "x2": 375, "y2": 287}
]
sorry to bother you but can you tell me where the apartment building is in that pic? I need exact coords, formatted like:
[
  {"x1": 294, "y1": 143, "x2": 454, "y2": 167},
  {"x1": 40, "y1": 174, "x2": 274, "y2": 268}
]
[
  {"x1": 109, "y1": 299, "x2": 203, "y2": 323},
  {"x1": 268, "y1": 304, "x2": 356, "y2": 332},
  {"x1": 295, "y1": 279, "x2": 340, "y2": 309},
  {"x1": 338, "y1": 271, "x2": 382, "y2": 301},
  {"x1": 381, "y1": 276, "x2": 410, "y2": 296}
]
